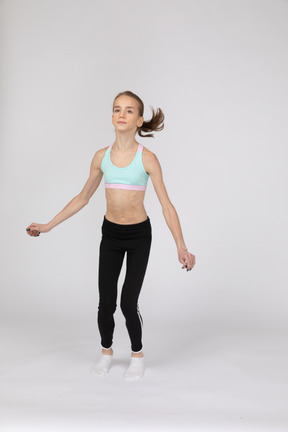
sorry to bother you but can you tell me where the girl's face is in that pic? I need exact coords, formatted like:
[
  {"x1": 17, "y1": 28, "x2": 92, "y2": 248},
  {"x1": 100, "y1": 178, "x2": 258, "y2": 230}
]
[{"x1": 112, "y1": 95, "x2": 144, "y2": 133}]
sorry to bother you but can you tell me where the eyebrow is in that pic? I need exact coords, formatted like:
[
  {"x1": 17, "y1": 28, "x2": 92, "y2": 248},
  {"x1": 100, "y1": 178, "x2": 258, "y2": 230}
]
[{"x1": 114, "y1": 105, "x2": 136, "y2": 109}]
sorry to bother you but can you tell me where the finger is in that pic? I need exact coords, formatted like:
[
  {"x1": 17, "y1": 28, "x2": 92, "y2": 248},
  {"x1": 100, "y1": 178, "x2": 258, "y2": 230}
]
[
  {"x1": 28, "y1": 224, "x2": 38, "y2": 230},
  {"x1": 180, "y1": 256, "x2": 193, "y2": 270},
  {"x1": 187, "y1": 261, "x2": 193, "y2": 271},
  {"x1": 27, "y1": 226, "x2": 37, "y2": 232},
  {"x1": 183, "y1": 256, "x2": 190, "y2": 271},
  {"x1": 188, "y1": 257, "x2": 195, "y2": 271},
  {"x1": 182, "y1": 260, "x2": 189, "y2": 272}
]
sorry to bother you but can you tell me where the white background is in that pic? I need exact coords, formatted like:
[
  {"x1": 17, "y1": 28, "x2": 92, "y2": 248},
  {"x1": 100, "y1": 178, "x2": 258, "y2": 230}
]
[{"x1": 0, "y1": 1, "x2": 287, "y2": 431}]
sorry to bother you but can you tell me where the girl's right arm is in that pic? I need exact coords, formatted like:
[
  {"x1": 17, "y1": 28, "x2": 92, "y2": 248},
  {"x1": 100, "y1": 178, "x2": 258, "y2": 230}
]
[{"x1": 26, "y1": 148, "x2": 105, "y2": 237}]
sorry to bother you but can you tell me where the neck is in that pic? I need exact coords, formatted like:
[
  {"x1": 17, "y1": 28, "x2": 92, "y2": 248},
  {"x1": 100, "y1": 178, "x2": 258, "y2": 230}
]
[{"x1": 113, "y1": 130, "x2": 138, "y2": 152}]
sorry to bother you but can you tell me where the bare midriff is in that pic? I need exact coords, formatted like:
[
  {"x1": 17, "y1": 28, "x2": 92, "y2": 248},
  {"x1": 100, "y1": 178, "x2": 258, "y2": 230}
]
[{"x1": 104, "y1": 188, "x2": 148, "y2": 224}]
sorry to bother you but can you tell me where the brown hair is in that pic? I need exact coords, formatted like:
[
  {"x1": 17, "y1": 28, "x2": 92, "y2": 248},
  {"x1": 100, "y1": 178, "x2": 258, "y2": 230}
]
[{"x1": 113, "y1": 90, "x2": 164, "y2": 138}]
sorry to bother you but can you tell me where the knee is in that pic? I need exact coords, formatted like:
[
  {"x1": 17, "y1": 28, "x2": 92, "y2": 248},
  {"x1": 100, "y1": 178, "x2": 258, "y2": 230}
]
[
  {"x1": 120, "y1": 298, "x2": 135, "y2": 316},
  {"x1": 98, "y1": 300, "x2": 117, "y2": 316}
]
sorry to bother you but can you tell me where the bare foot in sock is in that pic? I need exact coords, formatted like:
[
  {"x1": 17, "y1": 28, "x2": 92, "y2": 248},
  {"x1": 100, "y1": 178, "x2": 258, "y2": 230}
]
[
  {"x1": 123, "y1": 357, "x2": 145, "y2": 382},
  {"x1": 90, "y1": 354, "x2": 113, "y2": 378}
]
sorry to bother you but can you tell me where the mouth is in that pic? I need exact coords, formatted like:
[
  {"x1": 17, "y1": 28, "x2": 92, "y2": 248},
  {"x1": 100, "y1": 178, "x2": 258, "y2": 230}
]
[{"x1": 117, "y1": 121, "x2": 127, "y2": 124}]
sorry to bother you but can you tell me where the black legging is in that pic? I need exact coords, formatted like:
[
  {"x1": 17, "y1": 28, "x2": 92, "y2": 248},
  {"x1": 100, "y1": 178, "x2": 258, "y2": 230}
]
[{"x1": 97, "y1": 215, "x2": 152, "y2": 353}]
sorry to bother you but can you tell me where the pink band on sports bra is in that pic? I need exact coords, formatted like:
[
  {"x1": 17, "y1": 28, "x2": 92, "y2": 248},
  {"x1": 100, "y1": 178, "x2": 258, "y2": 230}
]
[{"x1": 105, "y1": 183, "x2": 146, "y2": 191}]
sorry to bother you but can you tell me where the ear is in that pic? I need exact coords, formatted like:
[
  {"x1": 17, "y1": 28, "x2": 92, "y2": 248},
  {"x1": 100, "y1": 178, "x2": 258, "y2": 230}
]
[{"x1": 137, "y1": 116, "x2": 144, "y2": 127}]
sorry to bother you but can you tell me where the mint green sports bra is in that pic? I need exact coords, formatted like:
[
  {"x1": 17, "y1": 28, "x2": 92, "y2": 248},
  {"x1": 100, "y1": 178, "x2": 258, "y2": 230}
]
[{"x1": 101, "y1": 143, "x2": 150, "y2": 191}]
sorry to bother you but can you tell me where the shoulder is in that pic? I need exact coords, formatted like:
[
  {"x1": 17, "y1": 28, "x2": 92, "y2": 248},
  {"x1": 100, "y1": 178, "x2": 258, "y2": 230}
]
[
  {"x1": 90, "y1": 146, "x2": 110, "y2": 171},
  {"x1": 142, "y1": 146, "x2": 162, "y2": 176}
]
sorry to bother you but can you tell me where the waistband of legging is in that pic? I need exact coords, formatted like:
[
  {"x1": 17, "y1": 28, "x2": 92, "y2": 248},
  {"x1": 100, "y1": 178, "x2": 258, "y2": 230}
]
[{"x1": 102, "y1": 215, "x2": 151, "y2": 231}]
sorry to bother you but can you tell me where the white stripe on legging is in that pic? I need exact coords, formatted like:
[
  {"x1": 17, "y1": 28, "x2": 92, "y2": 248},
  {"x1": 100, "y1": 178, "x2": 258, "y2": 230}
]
[
  {"x1": 137, "y1": 303, "x2": 143, "y2": 327},
  {"x1": 131, "y1": 304, "x2": 143, "y2": 353}
]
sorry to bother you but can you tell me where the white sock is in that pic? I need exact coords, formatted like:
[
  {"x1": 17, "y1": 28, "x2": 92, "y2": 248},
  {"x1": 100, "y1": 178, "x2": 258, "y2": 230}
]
[
  {"x1": 90, "y1": 354, "x2": 113, "y2": 378},
  {"x1": 123, "y1": 357, "x2": 145, "y2": 382}
]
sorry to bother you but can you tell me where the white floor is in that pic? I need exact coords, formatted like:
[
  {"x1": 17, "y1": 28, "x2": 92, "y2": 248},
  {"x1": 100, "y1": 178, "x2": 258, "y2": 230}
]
[{"x1": 1, "y1": 318, "x2": 287, "y2": 432}]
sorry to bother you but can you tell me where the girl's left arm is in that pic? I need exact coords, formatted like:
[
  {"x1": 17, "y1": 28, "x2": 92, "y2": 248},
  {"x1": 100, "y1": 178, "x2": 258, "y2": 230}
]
[{"x1": 145, "y1": 151, "x2": 196, "y2": 272}]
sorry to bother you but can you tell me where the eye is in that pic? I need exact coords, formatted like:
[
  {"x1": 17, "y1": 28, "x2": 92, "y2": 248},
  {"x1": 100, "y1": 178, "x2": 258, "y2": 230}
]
[{"x1": 128, "y1": 110, "x2": 133, "y2": 113}]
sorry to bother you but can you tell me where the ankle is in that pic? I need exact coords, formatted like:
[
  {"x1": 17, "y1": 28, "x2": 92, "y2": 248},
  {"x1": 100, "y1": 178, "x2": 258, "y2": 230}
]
[
  {"x1": 131, "y1": 351, "x2": 144, "y2": 358},
  {"x1": 102, "y1": 347, "x2": 113, "y2": 356}
]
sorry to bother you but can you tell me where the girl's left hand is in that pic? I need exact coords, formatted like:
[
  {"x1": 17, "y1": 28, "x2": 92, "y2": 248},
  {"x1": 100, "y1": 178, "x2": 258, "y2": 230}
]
[{"x1": 178, "y1": 247, "x2": 196, "y2": 272}]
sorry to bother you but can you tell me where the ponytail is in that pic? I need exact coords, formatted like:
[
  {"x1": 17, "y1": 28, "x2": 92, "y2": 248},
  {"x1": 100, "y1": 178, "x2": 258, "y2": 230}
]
[{"x1": 137, "y1": 105, "x2": 164, "y2": 138}]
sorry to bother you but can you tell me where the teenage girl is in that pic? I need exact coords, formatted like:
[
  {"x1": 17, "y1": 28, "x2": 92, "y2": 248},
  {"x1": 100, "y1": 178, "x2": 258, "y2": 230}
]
[{"x1": 26, "y1": 90, "x2": 196, "y2": 382}]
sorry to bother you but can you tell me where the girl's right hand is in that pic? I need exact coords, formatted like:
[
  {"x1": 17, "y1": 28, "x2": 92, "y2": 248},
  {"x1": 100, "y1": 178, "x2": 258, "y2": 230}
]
[{"x1": 26, "y1": 223, "x2": 51, "y2": 237}]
